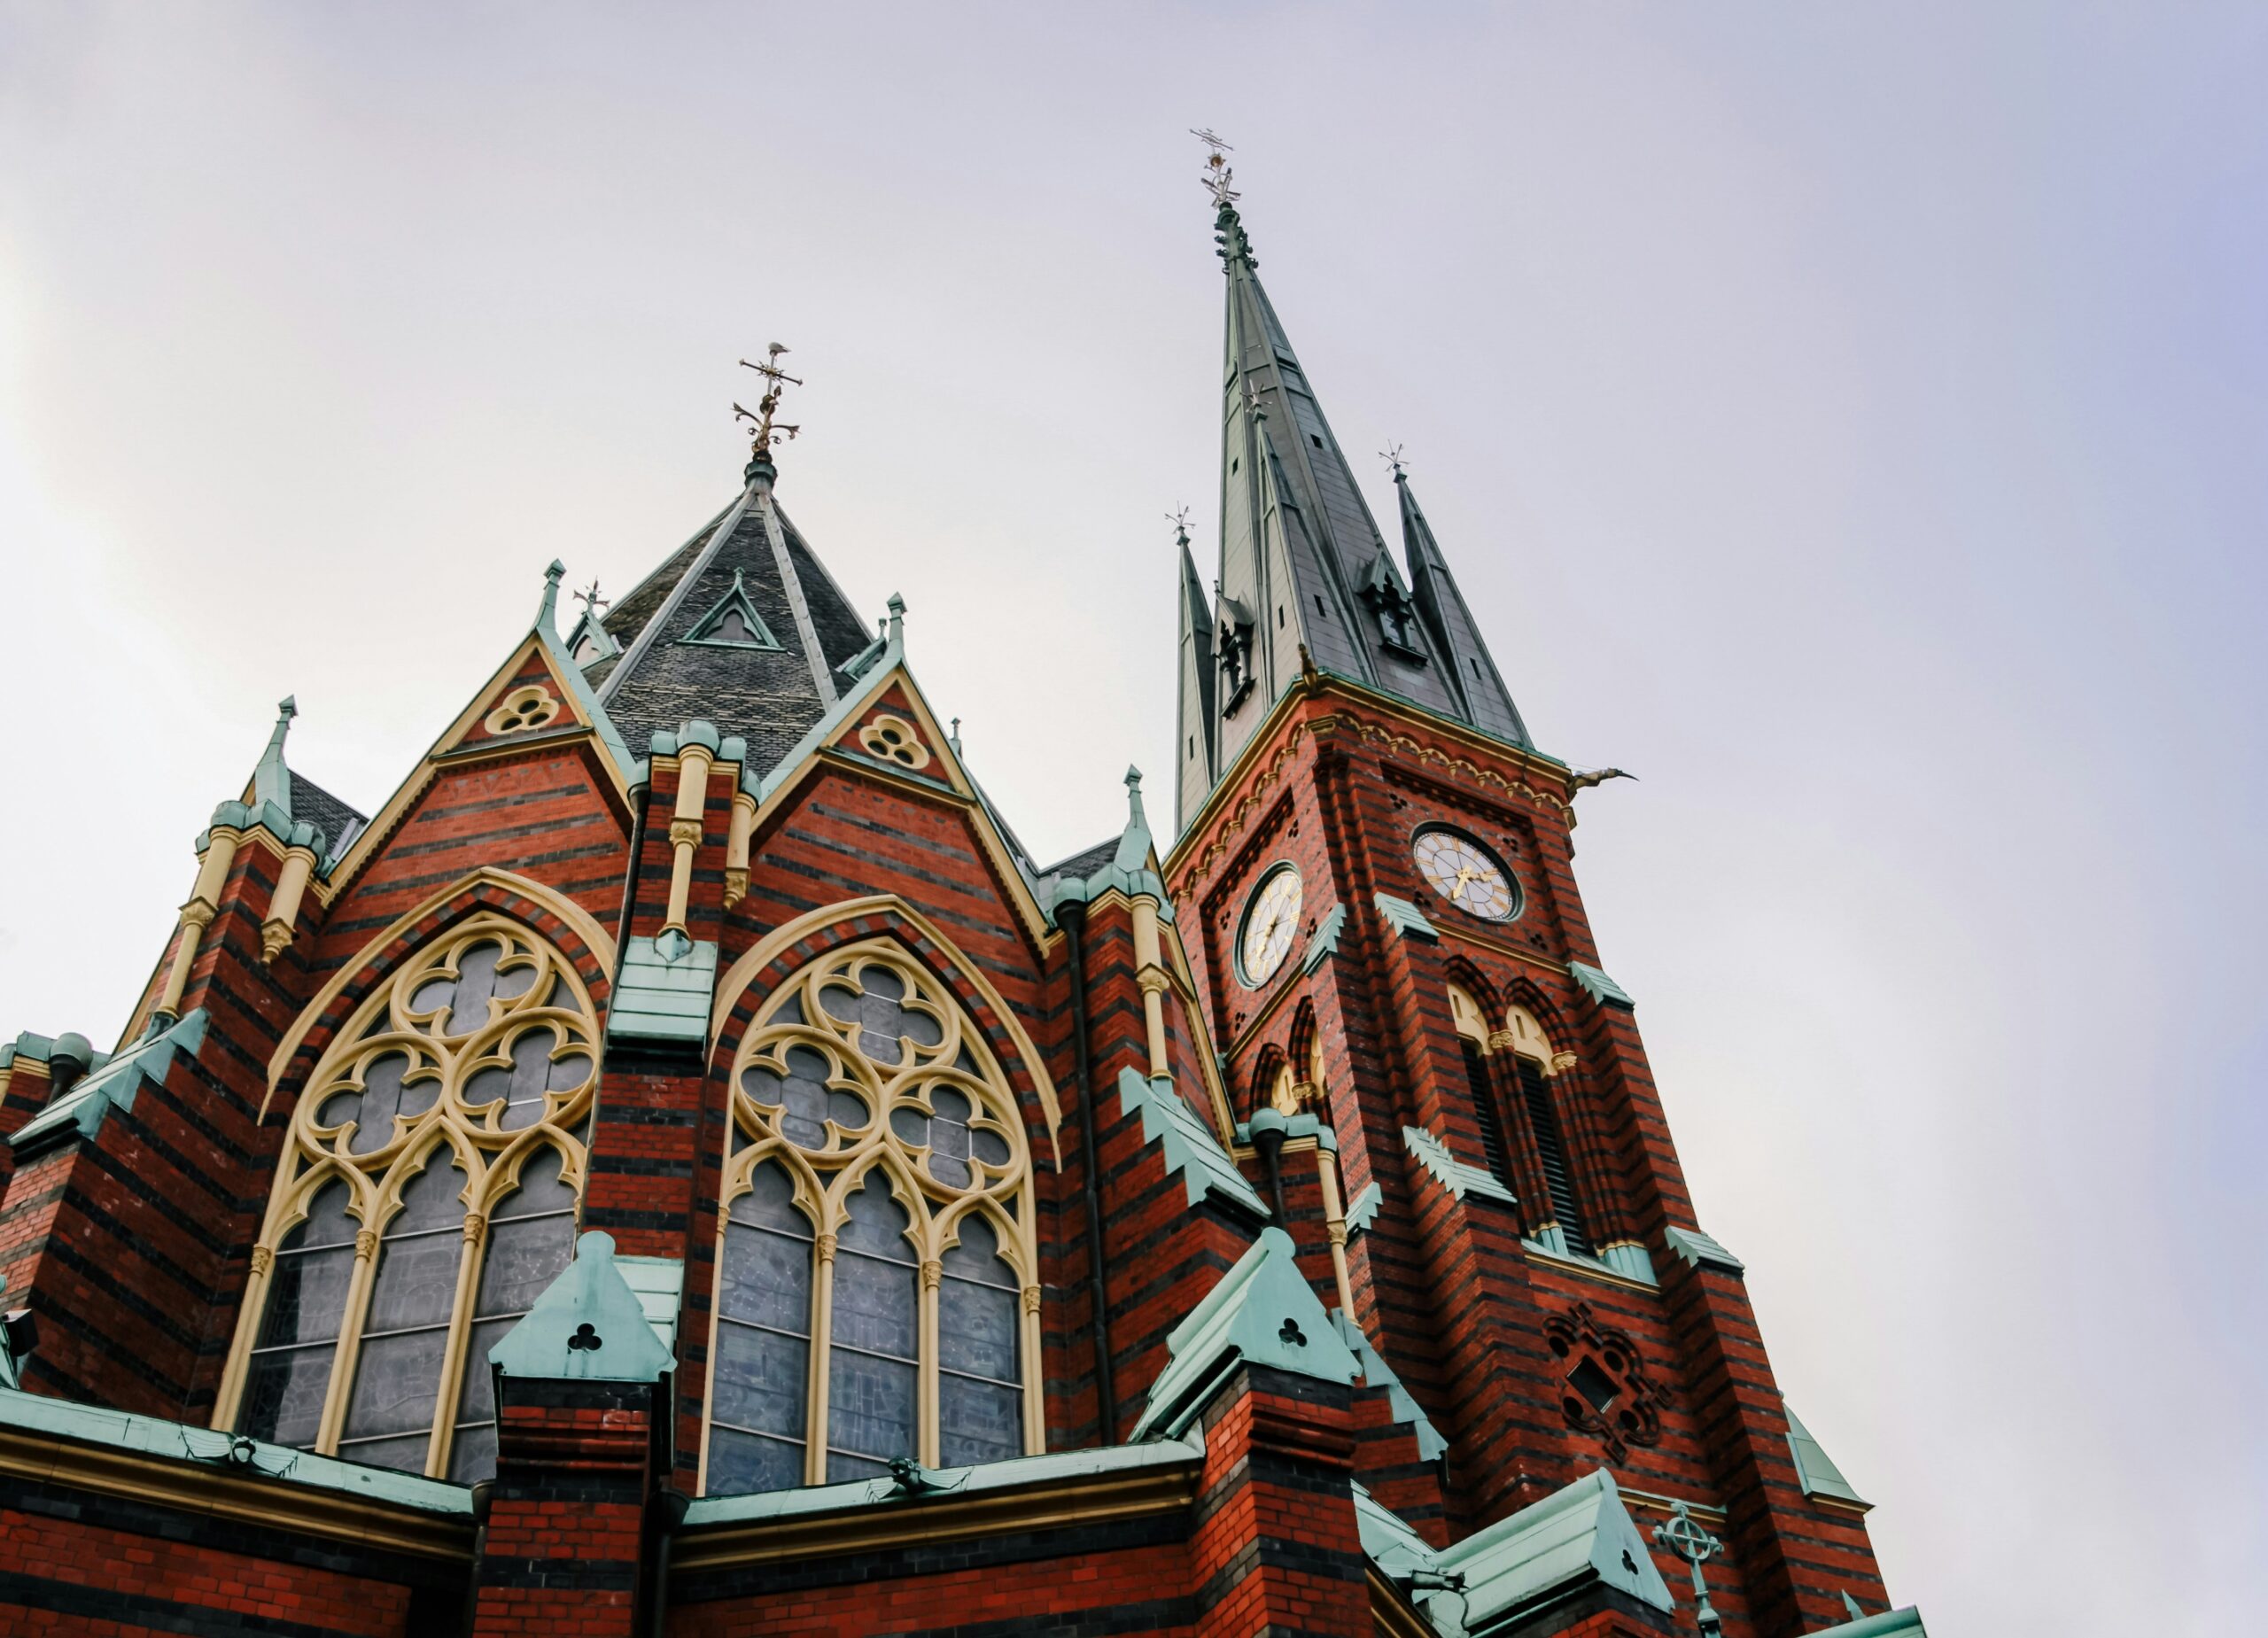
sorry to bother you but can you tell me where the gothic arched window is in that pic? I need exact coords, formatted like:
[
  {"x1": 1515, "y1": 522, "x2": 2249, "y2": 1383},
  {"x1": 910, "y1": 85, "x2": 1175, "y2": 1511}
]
[
  {"x1": 703, "y1": 939, "x2": 1038, "y2": 1494},
  {"x1": 221, "y1": 916, "x2": 599, "y2": 1482}
]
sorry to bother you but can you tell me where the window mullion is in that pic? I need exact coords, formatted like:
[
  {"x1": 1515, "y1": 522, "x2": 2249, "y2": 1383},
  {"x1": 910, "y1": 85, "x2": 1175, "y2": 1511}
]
[
  {"x1": 425, "y1": 1218, "x2": 486, "y2": 1479},
  {"x1": 806, "y1": 1229, "x2": 837, "y2": 1486},
  {"x1": 316, "y1": 1222, "x2": 383, "y2": 1456},
  {"x1": 920, "y1": 1254, "x2": 942, "y2": 1468}
]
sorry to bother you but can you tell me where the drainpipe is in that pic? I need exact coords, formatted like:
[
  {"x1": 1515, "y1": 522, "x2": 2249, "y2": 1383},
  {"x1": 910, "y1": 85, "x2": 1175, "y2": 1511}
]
[
  {"x1": 461, "y1": 1479, "x2": 493, "y2": 1637},
  {"x1": 647, "y1": 1485, "x2": 690, "y2": 1636},
  {"x1": 1059, "y1": 904, "x2": 1117, "y2": 1444}
]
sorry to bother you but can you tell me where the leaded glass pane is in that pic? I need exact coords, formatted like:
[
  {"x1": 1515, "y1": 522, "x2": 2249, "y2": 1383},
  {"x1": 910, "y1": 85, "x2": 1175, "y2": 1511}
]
[
  {"x1": 342, "y1": 1160, "x2": 466, "y2": 1466},
  {"x1": 447, "y1": 1146, "x2": 577, "y2": 1482},
  {"x1": 320, "y1": 1051, "x2": 434, "y2": 1155},
  {"x1": 241, "y1": 1182, "x2": 357, "y2": 1448},
  {"x1": 708, "y1": 1426, "x2": 804, "y2": 1495},
  {"x1": 412, "y1": 940, "x2": 538, "y2": 1036},
  {"x1": 828, "y1": 1174, "x2": 915, "y2": 1478},
  {"x1": 819, "y1": 965, "x2": 942, "y2": 1066},
  {"x1": 938, "y1": 1377, "x2": 1021, "y2": 1469},
  {"x1": 743, "y1": 1045, "x2": 862, "y2": 1148},
  {"x1": 462, "y1": 1027, "x2": 590, "y2": 1130}
]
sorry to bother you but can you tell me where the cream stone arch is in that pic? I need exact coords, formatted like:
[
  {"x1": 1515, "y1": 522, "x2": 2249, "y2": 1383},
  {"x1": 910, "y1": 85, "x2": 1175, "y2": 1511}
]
[
  {"x1": 216, "y1": 911, "x2": 602, "y2": 1483},
  {"x1": 702, "y1": 931, "x2": 1043, "y2": 1494},
  {"x1": 262, "y1": 867, "x2": 617, "y2": 1122}
]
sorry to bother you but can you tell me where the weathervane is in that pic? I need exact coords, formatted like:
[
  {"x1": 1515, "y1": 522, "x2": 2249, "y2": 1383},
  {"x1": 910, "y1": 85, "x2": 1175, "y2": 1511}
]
[
  {"x1": 1381, "y1": 443, "x2": 1408, "y2": 478},
  {"x1": 734, "y1": 343, "x2": 804, "y2": 465},
  {"x1": 1167, "y1": 506, "x2": 1192, "y2": 547},
  {"x1": 1192, "y1": 128, "x2": 1239, "y2": 208},
  {"x1": 572, "y1": 579, "x2": 609, "y2": 619},
  {"x1": 1653, "y1": 1502, "x2": 1725, "y2": 1637}
]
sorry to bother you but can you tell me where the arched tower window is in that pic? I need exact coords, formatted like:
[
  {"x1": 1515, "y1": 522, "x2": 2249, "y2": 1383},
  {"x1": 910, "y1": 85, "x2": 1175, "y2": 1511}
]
[
  {"x1": 1447, "y1": 982, "x2": 1518, "y2": 1196},
  {"x1": 1503, "y1": 1003, "x2": 1590, "y2": 1257},
  {"x1": 222, "y1": 916, "x2": 598, "y2": 1481},
  {"x1": 704, "y1": 939, "x2": 1039, "y2": 1495}
]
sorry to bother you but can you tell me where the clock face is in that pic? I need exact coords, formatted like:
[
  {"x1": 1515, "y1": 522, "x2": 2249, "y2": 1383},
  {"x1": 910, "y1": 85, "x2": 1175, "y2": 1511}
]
[
  {"x1": 1237, "y1": 866, "x2": 1304, "y2": 988},
  {"x1": 1413, "y1": 828, "x2": 1519, "y2": 920}
]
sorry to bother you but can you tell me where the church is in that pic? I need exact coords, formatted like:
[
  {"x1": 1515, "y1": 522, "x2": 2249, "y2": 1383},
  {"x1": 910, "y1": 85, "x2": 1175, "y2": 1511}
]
[{"x1": 0, "y1": 154, "x2": 1927, "y2": 1638}]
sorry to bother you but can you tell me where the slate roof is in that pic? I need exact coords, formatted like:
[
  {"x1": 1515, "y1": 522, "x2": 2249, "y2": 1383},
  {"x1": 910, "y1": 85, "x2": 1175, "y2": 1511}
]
[
  {"x1": 593, "y1": 483, "x2": 874, "y2": 771},
  {"x1": 290, "y1": 773, "x2": 367, "y2": 862}
]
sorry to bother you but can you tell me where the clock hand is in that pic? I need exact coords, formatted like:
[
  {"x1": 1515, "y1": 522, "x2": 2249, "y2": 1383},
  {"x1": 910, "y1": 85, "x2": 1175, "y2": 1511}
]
[{"x1": 1449, "y1": 865, "x2": 1476, "y2": 896}]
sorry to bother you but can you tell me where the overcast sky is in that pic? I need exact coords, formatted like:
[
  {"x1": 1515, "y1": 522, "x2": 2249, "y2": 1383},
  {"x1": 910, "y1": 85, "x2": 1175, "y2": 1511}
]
[{"x1": 4, "y1": 5, "x2": 2264, "y2": 1631}]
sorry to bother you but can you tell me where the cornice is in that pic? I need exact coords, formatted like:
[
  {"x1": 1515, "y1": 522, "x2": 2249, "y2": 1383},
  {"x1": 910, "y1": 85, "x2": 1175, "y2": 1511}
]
[{"x1": 671, "y1": 1462, "x2": 1200, "y2": 1575}]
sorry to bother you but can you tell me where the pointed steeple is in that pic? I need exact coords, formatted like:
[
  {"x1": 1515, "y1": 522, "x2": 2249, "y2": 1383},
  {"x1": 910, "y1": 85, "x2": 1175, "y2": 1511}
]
[
  {"x1": 251, "y1": 696, "x2": 296, "y2": 813},
  {"x1": 1173, "y1": 516, "x2": 1217, "y2": 827},
  {"x1": 1395, "y1": 463, "x2": 1531, "y2": 748},
  {"x1": 1188, "y1": 179, "x2": 1477, "y2": 829},
  {"x1": 1179, "y1": 159, "x2": 1536, "y2": 828}
]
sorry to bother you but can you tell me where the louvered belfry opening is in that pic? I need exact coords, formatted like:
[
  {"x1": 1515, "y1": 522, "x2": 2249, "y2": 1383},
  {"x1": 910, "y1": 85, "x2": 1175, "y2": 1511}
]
[
  {"x1": 1458, "y1": 1039, "x2": 1519, "y2": 1198},
  {"x1": 1515, "y1": 1055, "x2": 1590, "y2": 1256}
]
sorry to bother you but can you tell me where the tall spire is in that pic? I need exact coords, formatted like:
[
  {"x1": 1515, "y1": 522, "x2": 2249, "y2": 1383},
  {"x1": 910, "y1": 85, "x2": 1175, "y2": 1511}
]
[
  {"x1": 1395, "y1": 460, "x2": 1531, "y2": 748},
  {"x1": 1172, "y1": 511, "x2": 1216, "y2": 827},
  {"x1": 1181, "y1": 137, "x2": 1516, "y2": 827}
]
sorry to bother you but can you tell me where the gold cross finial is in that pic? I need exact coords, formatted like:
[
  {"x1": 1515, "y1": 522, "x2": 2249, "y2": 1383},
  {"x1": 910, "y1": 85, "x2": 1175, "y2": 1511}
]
[
  {"x1": 1192, "y1": 128, "x2": 1239, "y2": 209},
  {"x1": 734, "y1": 342, "x2": 804, "y2": 462}
]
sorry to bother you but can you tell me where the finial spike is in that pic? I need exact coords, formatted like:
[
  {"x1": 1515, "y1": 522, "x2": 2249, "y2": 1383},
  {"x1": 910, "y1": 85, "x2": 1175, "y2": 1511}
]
[
  {"x1": 1168, "y1": 506, "x2": 1192, "y2": 549},
  {"x1": 536, "y1": 561, "x2": 565, "y2": 628},
  {"x1": 886, "y1": 593, "x2": 905, "y2": 647}
]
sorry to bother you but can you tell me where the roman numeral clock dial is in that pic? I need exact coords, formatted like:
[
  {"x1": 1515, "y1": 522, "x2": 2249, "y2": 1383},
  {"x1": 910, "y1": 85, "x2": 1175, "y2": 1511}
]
[
  {"x1": 1413, "y1": 827, "x2": 1520, "y2": 921},
  {"x1": 1236, "y1": 865, "x2": 1303, "y2": 987}
]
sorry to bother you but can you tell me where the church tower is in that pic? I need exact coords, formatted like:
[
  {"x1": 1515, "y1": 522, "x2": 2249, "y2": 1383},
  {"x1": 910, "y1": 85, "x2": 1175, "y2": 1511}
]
[{"x1": 1166, "y1": 155, "x2": 1893, "y2": 1636}]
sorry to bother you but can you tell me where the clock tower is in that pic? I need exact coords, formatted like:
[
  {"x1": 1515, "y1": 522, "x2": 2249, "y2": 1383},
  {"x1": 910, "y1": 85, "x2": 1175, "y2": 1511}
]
[{"x1": 1165, "y1": 175, "x2": 1895, "y2": 1637}]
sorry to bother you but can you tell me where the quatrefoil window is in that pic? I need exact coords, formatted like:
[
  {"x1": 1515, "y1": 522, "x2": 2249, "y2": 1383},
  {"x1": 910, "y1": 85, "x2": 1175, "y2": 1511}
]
[
  {"x1": 1544, "y1": 1301, "x2": 1669, "y2": 1463},
  {"x1": 483, "y1": 685, "x2": 561, "y2": 736},
  {"x1": 858, "y1": 714, "x2": 931, "y2": 770}
]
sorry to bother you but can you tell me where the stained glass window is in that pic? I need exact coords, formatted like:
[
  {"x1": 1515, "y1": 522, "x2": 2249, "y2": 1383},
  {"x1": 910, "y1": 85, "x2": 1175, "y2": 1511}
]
[
  {"x1": 707, "y1": 938, "x2": 1036, "y2": 1494},
  {"x1": 224, "y1": 917, "x2": 599, "y2": 1482}
]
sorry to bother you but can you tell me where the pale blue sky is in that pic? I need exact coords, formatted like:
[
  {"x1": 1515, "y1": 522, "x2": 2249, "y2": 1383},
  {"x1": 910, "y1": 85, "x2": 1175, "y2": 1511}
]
[{"x1": 4, "y1": 5, "x2": 2263, "y2": 1630}]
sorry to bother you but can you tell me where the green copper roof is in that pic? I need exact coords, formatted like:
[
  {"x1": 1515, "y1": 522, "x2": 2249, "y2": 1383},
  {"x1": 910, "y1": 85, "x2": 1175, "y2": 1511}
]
[
  {"x1": 1813, "y1": 1607, "x2": 1928, "y2": 1637},
  {"x1": 606, "y1": 935, "x2": 718, "y2": 1045},
  {"x1": 491, "y1": 1231, "x2": 675, "y2": 1384},
  {"x1": 682, "y1": 1423, "x2": 1206, "y2": 1531},
  {"x1": 1352, "y1": 1479, "x2": 1441, "y2": 1581},
  {"x1": 1664, "y1": 1224, "x2": 1744, "y2": 1276},
  {"x1": 1373, "y1": 893, "x2": 1440, "y2": 943},
  {"x1": 1116, "y1": 1067, "x2": 1266, "y2": 1220},
  {"x1": 615, "y1": 1254, "x2": 687, "y2": 1358},
  {"x1": 1301, "y1": 904, "x2": 1348, "y2": 973},
  {"x1": 9, "y1": 1009, "x2": 206, "y2": 1160},
  {"x1": 0, "y1": 1382, "x2": 470, "y2": 1515},
  {"x1": 1785, "y1": 1401, "x2": 1870, "y2": 1510},
  {"x1": 530, "y1": 559, "x2": 645, "y2": 788},
  {"x1": 1343, "y1": 1180, "x2": 1380, "y2": 1237},
  {"x1": 1130, "y1": 1226, "x2": 1359, "y2": 1440},
  {"x1": 251, "y1": 696, "x2": 295, "y2": 812},
  {"x1": 1425, "y1": 1467, "x2": 1674, "y2": 1636},
  {"x1": 1567, "y1": 961, "x2": 1635, "y2": 1009},
  {"x1": 1403, "y1": 1122, "x2": 1515, "y2": 1207},
  {"x1": 1332, "y1": 1309, "x2": 1448, "y2": 1461},
  {"x1": 1050, "y1": 769, "x2": 1172, "y2": 918}
]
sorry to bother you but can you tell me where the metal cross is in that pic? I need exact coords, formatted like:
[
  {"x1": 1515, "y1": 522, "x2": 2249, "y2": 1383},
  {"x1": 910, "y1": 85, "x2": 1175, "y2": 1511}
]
[
  {"x1": 1381, "y1": 443, "x2": 1408, "y2": 478},
  {"x1": 571, "y1": 579, "x2": 609, "y2": 617},
  {"x1": 734, "y1": 342, "x2": 804, "y2": 459},
  {"x1": 1167, "y1": 506, "x2": 1192, "y2": 547},
  {"x1": 1652, "y1": 1503, "x2": 1725, "y2": 1637},
  {"x1": 1192, "y1": 128, "x2": 1239, "y2": 208}
]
